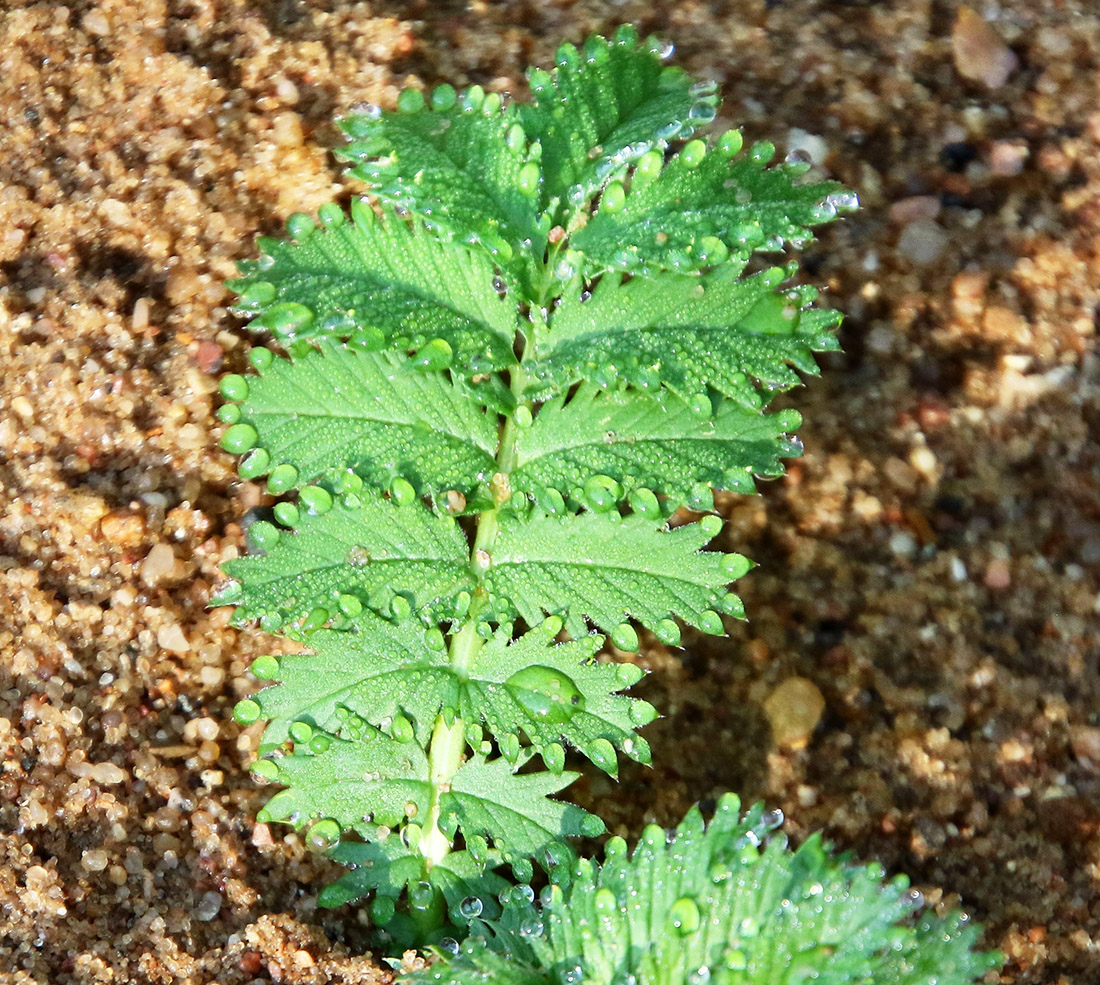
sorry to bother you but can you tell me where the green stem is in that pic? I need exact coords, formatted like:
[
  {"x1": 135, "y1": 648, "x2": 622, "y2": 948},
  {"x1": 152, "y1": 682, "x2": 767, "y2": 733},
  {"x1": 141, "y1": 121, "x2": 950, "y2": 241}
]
[{"x1": 417, "y1": 360, "x2": 531, "y2": 870}]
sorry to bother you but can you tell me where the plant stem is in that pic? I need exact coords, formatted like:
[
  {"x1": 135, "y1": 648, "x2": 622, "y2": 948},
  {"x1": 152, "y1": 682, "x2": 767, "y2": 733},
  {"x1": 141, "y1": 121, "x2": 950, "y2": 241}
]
[{"x1": 417, "y1": 359, "x2": 531, "y2": 870}]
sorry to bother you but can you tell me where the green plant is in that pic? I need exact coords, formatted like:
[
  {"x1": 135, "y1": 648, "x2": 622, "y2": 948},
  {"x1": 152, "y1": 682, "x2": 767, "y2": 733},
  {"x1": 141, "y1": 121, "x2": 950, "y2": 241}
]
[
  {"x1": 406, "y1": 794, "x2": 999, "y2": 985},
  {"x1": 214, "y1": 25, "x2": 998, "y2": 981}
]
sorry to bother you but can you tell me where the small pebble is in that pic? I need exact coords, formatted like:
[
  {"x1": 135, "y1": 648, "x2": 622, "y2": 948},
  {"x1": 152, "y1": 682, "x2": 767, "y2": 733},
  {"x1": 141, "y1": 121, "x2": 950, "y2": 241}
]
[
  {"x1": 81, "y1": 9, "x2": 110, "y2": 36},
  {"x1": 100, "y1": 512, "x2": 146, "y2": 547},
  {"x1": 889, "y1": 195, "x2": 941, "y2": 225},
  {"x1": 989, "y1": 140, "x2": 1028, "y2": 177},
  {"x1": 1070, "y1": 726, "x2": 1100, "y2": 768},
  {"x1": 950, "y1": 556, "x2": 969, "y2": 582},
  {"x1": 952, "y1": 7, "x2": 1018, "y2": 89},
  {"x1": 194, "y1": 891, "x2": 223, "y2": 922},
  {"x1": 91, "y1": 762, "x2": 127, "y2": 785},
  {"x1": 140, "y1": 543, "x2": 176, "y2": 585},
  {"x1": 763, "y1": 677, "x2": 826, "y2": 750},
  {"x1": 897, "y1": 219, "x2": 949, "y2": 266},
  {"x1": 984, "y1": 558, "x2": 1012, "y2": 590},
  {"x1": 157, "y1": 623, "x2": 190, "y2": 653},
  {"x1": 82, "y1": 849, "x2": 109, "y2": 872},
  {"x1": 270, "y1": 111, "x2": 303, "y2": 147}
]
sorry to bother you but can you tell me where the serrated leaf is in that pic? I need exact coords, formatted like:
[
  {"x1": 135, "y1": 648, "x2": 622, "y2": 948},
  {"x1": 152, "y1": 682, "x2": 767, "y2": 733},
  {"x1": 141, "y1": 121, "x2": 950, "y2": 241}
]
[
  {"x1": 449, "y1": 753, "x2": 602, "y2": 859},
  {"x1": 528, "y1": 267, "x2": 841, "y2": 408},
  {"x1": 409, "y1": 795, "x2": 1002, "y2": 985},
  {"x1": 512, "y1": 384, "x2": 803, "y2": 506},
  {"x1": 487, "y1": 512, "x2": 746, "y2": 638},
  {"x1": 259, "y1": 726, "x2": 430, "y2": 831},
  {"x1": 221, "y1": 493, "x2": 473, "y2": 627},
  {"x1": 252, "y1": 621, "x2": 649, "y2": 773},
  {"x1": 323, "y1": 837, "x2": 510, "y2": 916},
  {"x1": 518, "y1": 26, "x2": 716, "y2": 220},
  {"x1": 227, "y1": 341, "x2": 497, "y2": 497},
  {"x1": 261, "y1": 728, "x2": 593, "y2": 868},
  {"x1": 338, "y1": 98, "x2": 544, "y2": 288},
  {"x1": 570, "y1": 133, "x2": 852, "y2": 276},
  {"x1": 250, "y1": 619, "x2": 431, "y2": 747},
  {"x1": 230, "y1": 203, "x2": 516, "y2": 371}
]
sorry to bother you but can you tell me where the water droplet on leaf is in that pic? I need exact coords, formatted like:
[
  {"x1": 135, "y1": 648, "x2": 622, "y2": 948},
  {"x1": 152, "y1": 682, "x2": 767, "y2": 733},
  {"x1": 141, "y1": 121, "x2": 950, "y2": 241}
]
[
  {"x1": 221, "y1": 423, "x2": 258, "y2": 455},
  {"x1": 307, "y1": 818, "x2": 340, "y2": 852},
  {"x1": 506, "y1": 665, "x2": 586, "y2": 723},
  {"x1": 669, "y1": 896, "x2": 701, "y2": 935}
]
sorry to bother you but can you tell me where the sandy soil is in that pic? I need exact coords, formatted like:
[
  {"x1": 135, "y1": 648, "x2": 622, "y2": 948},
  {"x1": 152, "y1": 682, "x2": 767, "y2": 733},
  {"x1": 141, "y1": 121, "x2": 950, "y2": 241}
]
[{"x1": 1, "y1": 1, "x2": 1098, "y2": 982}]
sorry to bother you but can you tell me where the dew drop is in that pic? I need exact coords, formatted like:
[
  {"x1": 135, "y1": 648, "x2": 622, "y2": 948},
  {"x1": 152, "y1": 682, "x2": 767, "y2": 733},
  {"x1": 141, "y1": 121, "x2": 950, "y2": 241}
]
[
  {"x1": 629, "y1": 700, "x2": 658, "y2": 726},
  {"x1": 390, "y1": 477, "x2": 417, "y2": 506},
  {"x1": 611, "y1": 623, "x2": 639, "y2": 652},
  {"x1": 688, "y1": 102, "x2": 716, "y2": 124},
  {"x1": 657, "y1": 120, "x2": 682, "y2": 141},
  {"x1": 559, "y1": 963, "x2": 583, "y2": 985},
  {"x1": 250, "y1": 758, "x2": 278, "y2": 781},
  {"x1": 248, "y1": 520, "x2": 280, "y2": 551},
  {"x1": 506, "y1": 665, "x2": 586, "y2": 723},
  {"x1": 749, "y1": 140, "x2": 775, "y2": 165},
  {"x1": 601, "y1": 181, "x2": 626, "y2": 214},
  {"x1": 286, "y1": 213, "x2": 316, "y2": 240},
  {"x1": 718, "y1": 129, "x2": 744, "y2": 157},
  {"x1": 518, "y1": 161, "x2": 540, "y2": 197},
  {"x1": 459, "y1": 895, "x2": 484, "y2": 919},
  {"x1": 826, "y1": 190, "x2": 860, "y2": 212},
  {"x1": 238, "y1": 448, "x2": 271, "y2": 480},
  {"x1": 586, "y1": 737, "x2": 617, "y2": 774},
  {"x1": 655, "y1": 619, "x2": 681, "y2": 646},
  {"x1": 542, "y1": 742, "x2": 566, "y2": 774},
  {"x1": 506, "y1": 123, "x2": 526, "y2": 153},
  {"x1": 583, "y1": 474, "x2": 620, "y2": 511},
  {"x1": 307, "y1": 818, "x2": 341, "y2": 852},
  {"x1": 520, "y1": 914, "x2": 545, "y2": 939},
  {"x1": 691, "y1": 485, "x2": 716, "y2": 514},
  {"x1": 431, "y1": 84, "x2": 456, "y2": 111},
  {"x1": 413, "y1": 338, "x2": 453, "y2": 372},
  {"x1": 221, "y1": 423, "x2": 258, "y2": 455},
  {"x1": 698, "y1": 610, "x2": 725, "y2": 635},
  {"x1": 669, "y1": 896, "x2": 701, "y2": 935},
  {"x1": 688, "y1": 393, "x2": 712, "y2": 419},
  {"x1": 251, "y1": 654, "x2": 279, "y2": 680},
  {"x1": 259, "y1": 611, "x2": 284, "y2": 633},
  {"x1": 696, "y1": 236, "x2": 729, "y2": 265},
  {"x1": 240, "y1": 281, "x2": 277, "y2": 307},
  {"x1": 680, "y1": 139, "x2": 706, "y2": 169},
  {"x1": 267, "y1": 463, "x2": 299, "y2": 495},
  {"x1": 234, "y1": 699, "x2": 261, "y2": 725},
  {"x1": 220, "y1": 374, "x2": 249, "y2": 402},
  {"x1": 302, "y1": 607, "x2": 329, "y2": 632},
  {"x1": 346, "y1": 545, "x2": 371, "y2": 566},
  {"x1": 409, "y1": 880, "x2": 435, "y2": 911},
  {"x1": 299, "y1": 485, "x2": 333, "y2": 515},
  {"x1": 762, "y1": 807, "x2": 785, "y2": 829},
  {"x1": 397, "y1": 88, "x2": 424, "y2": 113},
  {"x1": 288, "y1": 719, "x2": 313, "y2": 743}
]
